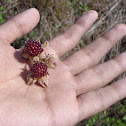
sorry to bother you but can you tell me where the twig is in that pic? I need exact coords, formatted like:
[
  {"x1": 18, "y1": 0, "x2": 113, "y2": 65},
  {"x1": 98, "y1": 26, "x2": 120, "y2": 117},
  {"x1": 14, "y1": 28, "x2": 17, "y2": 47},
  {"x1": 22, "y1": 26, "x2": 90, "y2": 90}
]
[
  {"x1": 0, "y1": 2, "x2": 21, "y2": 15},
  {"x1": 87, "y1": 0, "x2": 122, "y2": 33}
]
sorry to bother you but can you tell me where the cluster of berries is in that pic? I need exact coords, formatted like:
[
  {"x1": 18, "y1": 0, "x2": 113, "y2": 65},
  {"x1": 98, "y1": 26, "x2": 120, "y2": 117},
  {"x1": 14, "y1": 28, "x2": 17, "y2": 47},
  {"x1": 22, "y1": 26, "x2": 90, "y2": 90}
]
[{"x1": 22, "y1": 40, "x2": 56, "y2": 88}]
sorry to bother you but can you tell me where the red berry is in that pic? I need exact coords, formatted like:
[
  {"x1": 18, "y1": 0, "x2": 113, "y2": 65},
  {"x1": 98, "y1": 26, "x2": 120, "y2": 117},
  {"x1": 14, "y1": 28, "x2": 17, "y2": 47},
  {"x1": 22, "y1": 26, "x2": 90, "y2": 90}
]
[
  {"x1": 23, "y1": 40, "x2": 43, "y2": 57},
  {"x1": 30, "y1": 62, "x2": 47, "y2": 78}
]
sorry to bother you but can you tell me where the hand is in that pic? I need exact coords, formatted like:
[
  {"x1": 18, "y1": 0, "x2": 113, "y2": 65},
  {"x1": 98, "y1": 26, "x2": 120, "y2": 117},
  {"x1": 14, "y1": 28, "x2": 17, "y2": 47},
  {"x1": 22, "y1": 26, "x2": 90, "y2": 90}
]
[{"x1": 0, "y1": 8, "x2": 126, "y2": 126}]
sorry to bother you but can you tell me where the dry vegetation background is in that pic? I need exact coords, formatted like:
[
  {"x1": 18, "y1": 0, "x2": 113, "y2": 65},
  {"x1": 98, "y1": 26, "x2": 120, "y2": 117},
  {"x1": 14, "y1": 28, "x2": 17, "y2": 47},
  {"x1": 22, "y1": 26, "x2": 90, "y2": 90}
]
[{"x1": 0, "y1": 0, "x2": 126, "y2": 125}]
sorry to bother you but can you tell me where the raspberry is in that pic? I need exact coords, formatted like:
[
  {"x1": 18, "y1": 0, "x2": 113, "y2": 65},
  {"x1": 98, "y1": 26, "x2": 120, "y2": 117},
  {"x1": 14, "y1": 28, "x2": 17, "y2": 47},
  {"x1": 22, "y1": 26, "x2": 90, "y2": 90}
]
[
  {"x1": 30, "y1": 62, "x2": 47, "y2": 78},
  {"x1": 23, "y1": 40, "x2": 43, "y2": 57}
]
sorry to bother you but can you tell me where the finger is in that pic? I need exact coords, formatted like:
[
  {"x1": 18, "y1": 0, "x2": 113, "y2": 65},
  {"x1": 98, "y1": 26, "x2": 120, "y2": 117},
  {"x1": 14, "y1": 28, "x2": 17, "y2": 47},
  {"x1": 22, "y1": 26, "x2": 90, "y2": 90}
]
[
  {"x1": 49, "y1": 10, "x2": 98, "y2": 57},
  {"x1": 64, "y1": 24, "x2": 126, "y2": 75},
  {"x1": 78, "y1": 77, "x2": 126, "y2": 121},
  {"x1": 0, "y1": 8, "x2": 40, "y2": 44},
  {"x1": 75, "y1": 51, "x2": 126, "y2": 95}
]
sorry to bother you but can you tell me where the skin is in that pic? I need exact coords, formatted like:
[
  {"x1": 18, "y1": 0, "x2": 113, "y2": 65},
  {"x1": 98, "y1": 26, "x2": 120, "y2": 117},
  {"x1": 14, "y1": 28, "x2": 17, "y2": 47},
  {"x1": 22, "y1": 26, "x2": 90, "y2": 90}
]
[{"x1": 0, "y1": 8, "x2": 126, "y2": 126}]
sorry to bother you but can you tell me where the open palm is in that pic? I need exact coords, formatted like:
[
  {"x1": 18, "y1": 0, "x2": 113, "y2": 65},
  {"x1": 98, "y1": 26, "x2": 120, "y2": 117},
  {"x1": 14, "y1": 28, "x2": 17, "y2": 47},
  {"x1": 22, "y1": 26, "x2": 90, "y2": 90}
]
[{"x1": 0, "y1": 8, "x2": 126, "y2": 126}]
